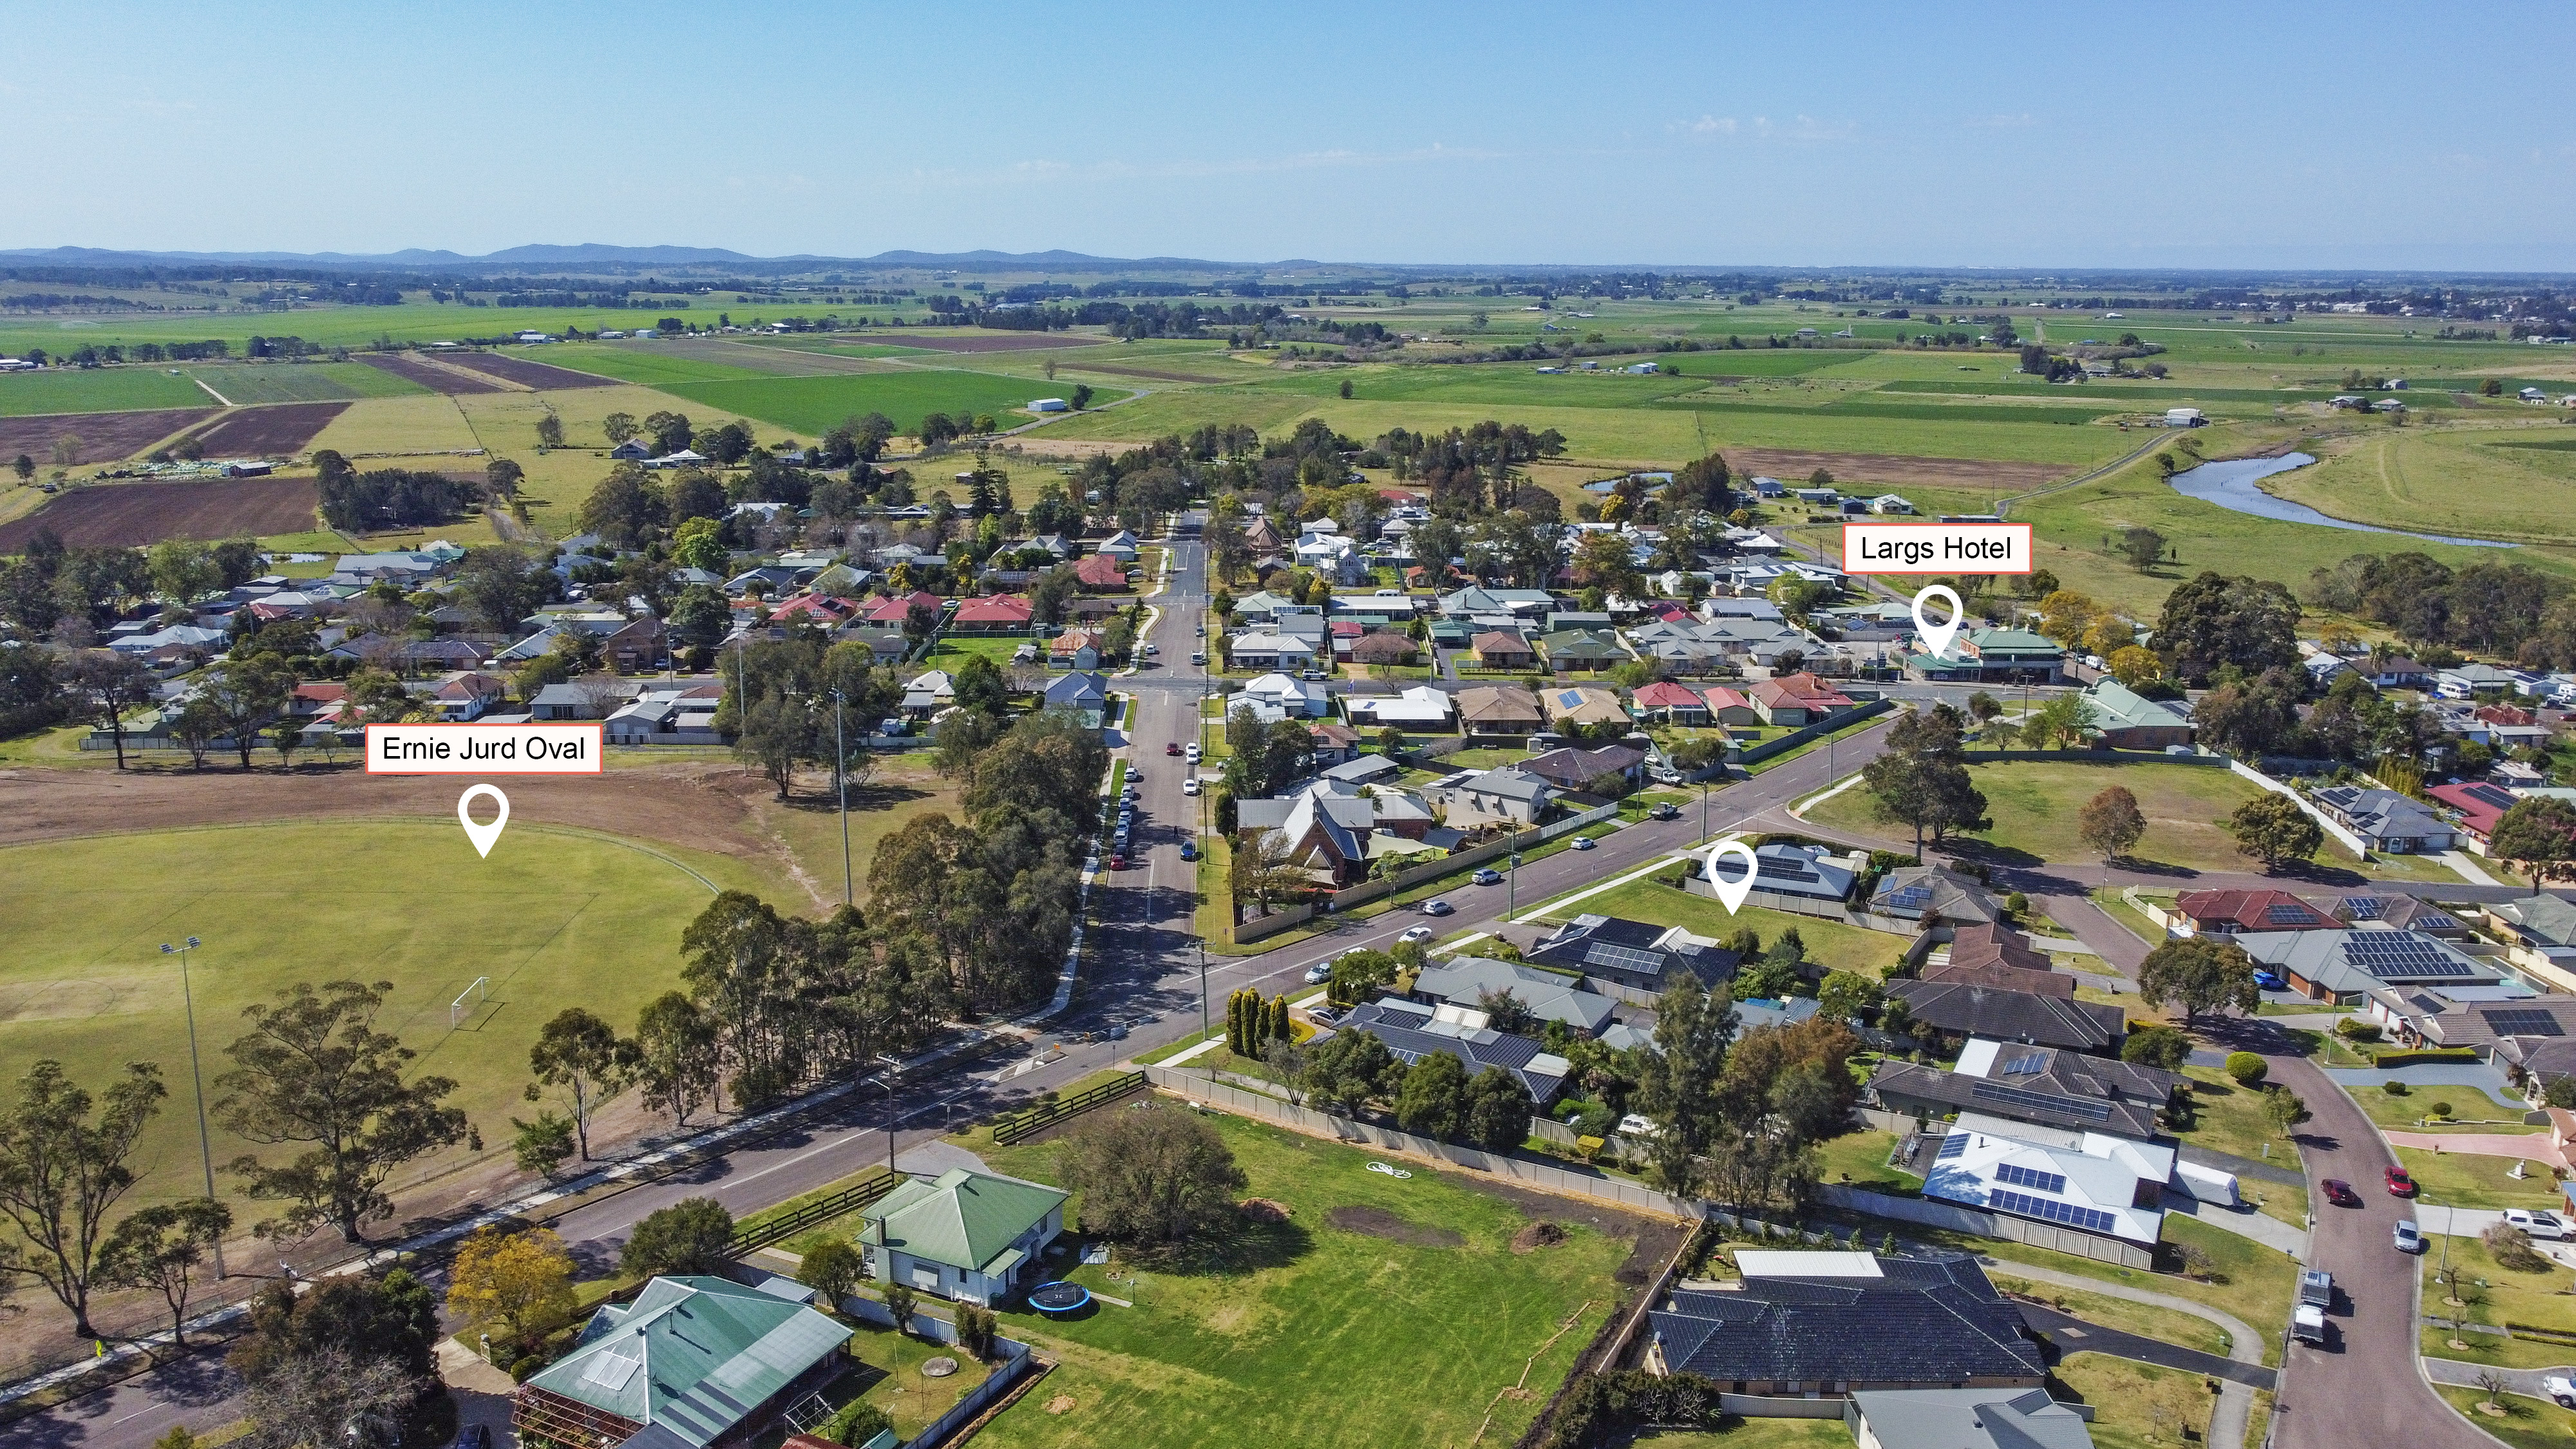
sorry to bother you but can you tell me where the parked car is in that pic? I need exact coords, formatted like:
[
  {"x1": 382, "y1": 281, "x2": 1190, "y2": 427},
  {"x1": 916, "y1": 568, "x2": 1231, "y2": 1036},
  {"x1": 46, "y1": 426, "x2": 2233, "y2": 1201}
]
[
  {"x1": 1166, "y1": 741, "x2": 1183, "y2": 756},
  {"x1": 1303, "y1": 962, "x2": 1333, "y2": 985},
  {"x1": 2546, "y1": 1375, "x2": 2576, "y2": 1410},
  {"x1": 2393, "y1": 1219, "x2": 2423, "y2": 1254},
  {"x1": 2506, "y1": 1208, "x2": 2570, "y2": 1240},
  {"x1": 1141, "y1": 643, "x2": 1158, "y2": 656},
  {"x1": 1186, "y1": 743, "x2": 1202, "y2": 761},
  {"x1": 1106, "y1": 853, "x2": 1126, "y2": 870},
  {"x1": 1472, "y1": 868, "x2": 1504, "y2": 886},
  {"x1": 1569, "y1": 835, "x2": 1596, "y2": 850},
  {"x1": 1179, "y1": 840, "x2": 1198, "y2": 861},
  {"x1": 2253, "y1": 969, "x2": 2288, "y2": 992},
  {"x1": 1616, "y1": 1113, "x2": 1660, "y2": 1138},
  {"x1": 2321, "y1": 1179, "x2": 2361, "y2": 1208},
  {"x1": 1398, "y1": 926, "x2": 1434, "y2": 945},
  {"x1": 1182, "y1": 778, "x2": 1201, "y2": 795},
  {"x1": 1422, "y1": 899, "x2": 1453, "y2": 916},
  {"x1": 1647, "y1": 802, "x2": 1680, "y2": 820},
  {"x1": 1191, "y1": 651, "x2": 1207, "y2": 665},
  {"x1": 2385, "y1": 1165, "x2": 2416, "y2": 1197}
]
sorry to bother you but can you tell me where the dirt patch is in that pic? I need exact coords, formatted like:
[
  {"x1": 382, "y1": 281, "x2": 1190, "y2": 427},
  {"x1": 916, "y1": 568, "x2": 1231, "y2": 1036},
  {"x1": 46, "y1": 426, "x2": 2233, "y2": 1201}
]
[
  {"x1": 0, "y1": 407, "x2": 214, "y2": 465},
  {"x1": 1453, "y1": 1173, "x2": 1684, "y2": 1287},
  {"x1": 1238, "y1": 1197, "x2": 1293, "y2": 1223},
  {"x1": 439, "y1": 351, "x2": 620, "y2": 390},
  {"x1": 181, "y1": 401, "x2": 351, "y2": 457},
  {"x1": 1044, "y1": 1395, "x2": 1077, "y2": 1415},
  {"x1": 1727, "y1": 446, "x2": 2066, "y2": 492},
  {"x1": 0, "y1": 475, "x2": 319, "y2": 550},
  {"x1": 354, "y1": 351, "x2": 507, "y2": 394},
  {"x1": 1511, "y1": 1220, "x2": 1569, "y2": 1253},
  {"x1": 895, "y1": 332, "x2": 1101, "y2": 353},
  {"x1": 1325, "y1": 1204, "x2": 1463, "y2": 1247}
]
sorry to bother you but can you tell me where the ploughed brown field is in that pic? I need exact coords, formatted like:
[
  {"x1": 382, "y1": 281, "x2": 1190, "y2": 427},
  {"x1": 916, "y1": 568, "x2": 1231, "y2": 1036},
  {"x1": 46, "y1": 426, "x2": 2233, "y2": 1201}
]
[
  {"x1": 1726, "y1": 446, "x2": 2066, "y2": 492},
  {"x1": 0, "y1": 408, "x2": 216, "y2": 465},
  {"x1": 181, "y1": 401, "x2": 351, "y2": 457},
  {"x1": 895, "y1": 332, "x2": 1100, "y2": 352},
  {"x1": 439, "y1": 350, "x2": 618, "y2": 389},
  {"x1": 353, "y1": 351, "x2": 507, "y2": 394},
  {"x1": 0, "y1": 476, "x2": 319, "y2": 550}
]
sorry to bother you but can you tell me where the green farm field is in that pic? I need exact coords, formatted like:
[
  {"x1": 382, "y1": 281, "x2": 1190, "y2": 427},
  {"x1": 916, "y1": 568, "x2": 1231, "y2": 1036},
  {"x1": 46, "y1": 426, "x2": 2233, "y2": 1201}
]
[
  {"x1": 2266, "y1": 421, "x2": 2576, "y2": 546},
  {"x1": 661, "y1": 370, "x2": 1123, "y2": 435},
  {"x1": 961, "y1": 1110, "x2": 1637, "y2": 1449},
  {"x1": 0, "y1": 819, "x2": 770, "y2": 1217},
  {"x1": 187, "y1": 360, "x2": 430, "y2": 404},
  {"x1": 0, "y1": 366, "x2": 213, "y2": 415}
]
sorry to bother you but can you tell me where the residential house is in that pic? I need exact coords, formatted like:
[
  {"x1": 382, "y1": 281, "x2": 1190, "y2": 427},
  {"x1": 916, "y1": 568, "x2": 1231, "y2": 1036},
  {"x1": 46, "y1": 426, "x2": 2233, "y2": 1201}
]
[
  {"x1": 950, "y1": 594, "x2": 1035, "y2": 632},
  {"x1": 1629, "y1": 681, "x2": 1710, "y2": 724},
  {"x1": 607, "y1": 684, "x2": 726, "y2": 746},
  {"x1": 1042, "y1": 670, "x2": 1108, "y2": 727},
  {"x1": 2333, "y1": 893, "x2": 2472, "y2": 938},
  {"x1": 2081, "y1": 679, "x2": 2194, "y2": 750},
  {"x1": 1348, "y1": 630, "x2": 1421, "y2": 668},
  {"x1": 1845, "y1": 1388, "x2": 2097, "y2": 1449},
  {"x1": 1748, "y1": 673, "x2": 1854, "y2": 726},
  {"x1": 2483, "y1": 895, "x2": 2576, "y2": 990},
  {"x1": 1343, "y1": 685, "x2": 1455, "y2": 730},
  {"x1": 1092, "y1": 529, "x2": 1141, "y2": 562},
  {"x1": 2439, "y1": 663, "x2": 2536, "y2": 699},
  {"x1": 900, "y1": 670, "x2": 954, "y2": 719},
  {"x1": 1882, "y1": 980, "x2": 2127, "y2": 1054},
  {"x1": 1528, "y1": 914, "x2": 1741, "y2": 998},
  {"x1": 1918, "y1": 1122, "x2": 2172, "y2": 1246},
  {"x1": 1074, "y1": 553, "x2": 1131, "y2": 592},
  {"x1": 2171, "y1": 888, "x2": 2335, "y2": 937},
  {"x1": 426, "y1": 672, "x2": 510, "y2": 721},
  {"x1": 857, "y1": 1168, "x2": 1068, "y2": 1306},
  {"x1": 1696, "y1": 685, "x2": 1763, "y2": 727},
  {"x1": 1470, "y1": 630, "x2": 1539, "y2": 672},
  {"x1": 2360, "y1": 656, "x2": 2435, "y2": 689},
  {"x1": 860, "y1": 591, "x2": 945, "y2": 627},
  {"x1": 1691, "y1": 841, "x2": 1864, "y2": 920},
  {"x1": 1423, "y1": 767, "x2": 1555, "y2": 828},
  {"x1": 836, "y1": 627, "x2": 909, "y2": 666},
  {"x1": 1458, "y1": 685, "x2": 1546, "y2": 737},
  {"x1": 1646, "y1": 1251, "x2": 2043, "y2": 1393},
  {"x1": 1868, "y1": 1039, "x2": 2181, "y2": 1142},
  {"x1": 1239, "y1": 672, "x2": 1330, "y2": 719},
  {"x1": 1539, "y1": 684, "x2": 1628, "y2": 731},
  {"x1": 1922, "y1": 923, "x2": 2074, "y2": 998},
  {"x1": 1229, "y1": 589, "x2": 1298, "y2": 627},
  {"x1": 513, "y1": 1277, "x2": 850, "y2": 1449},
  {"x1": 2238, "y1": 928, "x2": 2505, "y2": 1004},
  {"x1": 1305, "y1": 720, "x2": 1361, "y2": 763},
  {"x1": 1226, "y1": 632, "x2": 1318, "y2": 672},
  {"x1": 1413, "y1": 957, "x2": 1616, "y2": 1036},
  {"x1": 601, "y1": 616, "x2": 669, "y2": 672},
  {"x1": 1539, "y1": 629, "x2": 1622, "y2": 673},
  {"x1": 1519, "y1": 743, "x2": 1647, "y2": 795},
  {"x1": 2311, "y1": 785, "x2": 2457, "y2": 853},
  {"x1": 529, "y1": 682, "x2": 609, "y2": 721},
  {"x1": 1335, "y1": 998, "x2": 1569, "y2": 1100},
  {"x1": 1048, "y1": 627, "x2": 1105, "y2": 663},
  {"x1": 1866, "y1": 866, "x2": 2002, "y2": 927},
  {"x1": 1439, "y1": 585, "x2": 1557, "y2": 620},
  {"x1": 1319, "y1": 753, "x2": 1403, "y2": 790},
  {"x1": 606, "y1": 437, "x2": 654, "y2": 461}
]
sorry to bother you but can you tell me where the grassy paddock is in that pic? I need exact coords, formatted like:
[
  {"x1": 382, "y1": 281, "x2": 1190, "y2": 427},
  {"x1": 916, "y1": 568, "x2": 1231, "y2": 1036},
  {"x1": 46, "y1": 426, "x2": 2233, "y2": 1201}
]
[
  {"x1": 0, "y1": 366, "x2": 212, "y2": 415},
  {"x1": 1810, "y1": 759, "x2": 2332, "y2": 874},
  {"x1": 663, "y1": 372, "x2": 1126, "y2": 437},
  {"x1": 0, "y1": 819, "x2": 768, "y2": 1217},
  {"x1": 961, "y1": 1109, "x2": 1634, "y2": 1449}
]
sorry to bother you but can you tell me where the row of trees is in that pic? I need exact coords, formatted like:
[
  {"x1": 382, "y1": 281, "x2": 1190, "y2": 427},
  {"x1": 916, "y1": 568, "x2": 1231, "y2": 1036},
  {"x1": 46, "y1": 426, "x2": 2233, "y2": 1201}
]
[
  {"x1": 1293, "y1": 1031, "x2": 1537, "y2": 1153},
  {"x1": 2306, "y1": 551, "x2": 2576, "y2": 664},
  {"x1": 315, "y1": 452, "x2": 480, "y2": 532}
]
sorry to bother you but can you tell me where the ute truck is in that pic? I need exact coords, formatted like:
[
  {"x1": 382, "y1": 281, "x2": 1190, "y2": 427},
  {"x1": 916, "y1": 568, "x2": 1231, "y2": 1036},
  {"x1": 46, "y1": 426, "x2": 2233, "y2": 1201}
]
[{"x1": 2294, "y1": 1269, "x2": 2333, "y2": 1347}]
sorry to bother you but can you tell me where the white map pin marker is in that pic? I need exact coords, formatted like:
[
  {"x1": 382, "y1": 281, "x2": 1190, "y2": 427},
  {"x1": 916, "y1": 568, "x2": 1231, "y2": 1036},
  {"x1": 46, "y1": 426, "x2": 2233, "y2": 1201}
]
[
  {"x1": 1703, "y1": 838, "x2": 1759, "y2": 914},
  {"x1": 1912, "y1": 584, "x2": 1964, "y2": 659},
  {"x1": 457, "y1": 784, "x2": 510, "y2": 858}
]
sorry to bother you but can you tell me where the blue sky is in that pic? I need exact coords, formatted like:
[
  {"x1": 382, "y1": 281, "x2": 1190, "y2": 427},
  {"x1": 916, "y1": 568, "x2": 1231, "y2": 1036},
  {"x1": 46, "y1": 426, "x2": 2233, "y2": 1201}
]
[{"x1": 14, "y1": 2, "x2": 2575, "y2": 270}]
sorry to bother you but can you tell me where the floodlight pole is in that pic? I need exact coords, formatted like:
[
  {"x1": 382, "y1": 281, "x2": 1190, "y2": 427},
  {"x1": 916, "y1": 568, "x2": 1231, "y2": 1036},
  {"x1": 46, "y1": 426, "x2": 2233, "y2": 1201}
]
[{"x1": 160, "y1": 937, "x2": 224, "y2": 1280}]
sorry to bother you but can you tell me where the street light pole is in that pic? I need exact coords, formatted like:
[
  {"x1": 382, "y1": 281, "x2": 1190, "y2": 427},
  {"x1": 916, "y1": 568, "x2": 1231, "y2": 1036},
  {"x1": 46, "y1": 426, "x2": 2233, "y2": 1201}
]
[
  {"x1": 1197, "y1": 938, "x2": 1210, "y2": 1043},
  {"x1": 831, "y1": 688, "x2": 853, "y2": 907},
  {"x1": 1506, "y1": 852, "x2": 1522, "y2": 922},
  {"x1": 875, "y1": 1054, "x2": 902, "y2": 1177},
  {"x1": 158, "y1": 936, "x2": 224, "y2": 1280}
]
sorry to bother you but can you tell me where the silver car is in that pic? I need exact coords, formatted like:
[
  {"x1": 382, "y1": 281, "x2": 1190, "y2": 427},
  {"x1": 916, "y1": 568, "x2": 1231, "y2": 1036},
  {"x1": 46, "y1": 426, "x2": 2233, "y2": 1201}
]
[{"x1": 2392, "y1": 1219, "x2": 2423, "y2": 1253}]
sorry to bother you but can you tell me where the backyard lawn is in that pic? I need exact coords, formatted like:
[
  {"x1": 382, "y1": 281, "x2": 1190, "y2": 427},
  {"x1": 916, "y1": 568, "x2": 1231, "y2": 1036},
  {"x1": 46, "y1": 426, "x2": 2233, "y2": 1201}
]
[
  {"x1": 1807, "y1": 759, "x2": 2356, "y2": 873},
  {"x1": 965, "y1": 1109, "x2": 1640, "y2": 1449},
  {"x1": 1537, "y1": 876, "x2": 1909, "y2": 980},
  {"x1": 2054, "y1": 1354, "x2": 2224, "y2": 1449},
  {"x1": 813, "y1": 1321, "x2": 994, "y2": 1442}
]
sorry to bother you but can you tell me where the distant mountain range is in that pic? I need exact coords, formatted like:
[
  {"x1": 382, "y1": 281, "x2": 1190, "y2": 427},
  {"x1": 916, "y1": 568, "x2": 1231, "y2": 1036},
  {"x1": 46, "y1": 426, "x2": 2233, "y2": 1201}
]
[{"x1": 0, "y1": 243, "x2": 1321, "y2": 273}]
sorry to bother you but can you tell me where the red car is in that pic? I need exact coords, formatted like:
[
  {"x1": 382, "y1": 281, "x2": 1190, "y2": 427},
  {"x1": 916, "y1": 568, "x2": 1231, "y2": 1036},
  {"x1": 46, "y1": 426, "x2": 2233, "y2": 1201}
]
[
  {"x1": 1165, "y1": 741, "x2": 1183, "y2": 756},
  {"x1": 2385, "y1": 1166, "x2": 2417, "y2": 1197},
  {"x1": 1106, "y1": 853, "x2": 1126, "y2": 871},
  {"x1": 2322, "y1": 1178, "x2": 2362, "y2": 1208}
]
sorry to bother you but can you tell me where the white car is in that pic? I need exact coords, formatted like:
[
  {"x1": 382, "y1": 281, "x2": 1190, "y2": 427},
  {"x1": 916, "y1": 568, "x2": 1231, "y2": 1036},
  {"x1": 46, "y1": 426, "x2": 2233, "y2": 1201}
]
[
  {"x1": 2392, "y1": 1219, "x2": 2423, "y2": 1254},
  {"x1": 2506, "y1": 1208, "x2": 2570, "y2": 1240},
  {"x1": 1184, "y1": 743, "x2": 1201, "y2": 762},
  {"x1": 1421, "y1": 899, "x2": 1453, "y2": 916},
  {"x1": 1182, "y1": 778, "x2": 1200, "y2": 795},
  {"x1": 2546, "y1": 1375, "x2": 2576, "y2": 1410},
  {"x1": 1569, "y1": 835, "x2": 1596, "y2": 850},
  {"x1": 1616, "y1": 1113, "x2": 1661, "y2": 1139},
  {"x1": 1141, "y1": 643, "x2": 1158, "y2": 656},
  {"x1": 1397, "y1": 926, "x2": 1434, "y2": 945}
]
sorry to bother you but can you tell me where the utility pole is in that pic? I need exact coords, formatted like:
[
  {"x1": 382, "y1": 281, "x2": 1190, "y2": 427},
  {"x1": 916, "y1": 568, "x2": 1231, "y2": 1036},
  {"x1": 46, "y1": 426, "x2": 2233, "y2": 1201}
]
[
  {"x1": 874, "y1": 1054, "x2": 903, "y2": 1177},
  {"x1": 158, "y1": 936, "x2": 224, "y2": 1280},
  {"x1": 1506, "y1": 851, "x2": 1523, "y2": 922},
  {"x1": 831, "y1": 688, "x2": 853, "y2": 906},
  {"x1": 1197, "y1": 938, "x2": 1210, "y2": 1042}
]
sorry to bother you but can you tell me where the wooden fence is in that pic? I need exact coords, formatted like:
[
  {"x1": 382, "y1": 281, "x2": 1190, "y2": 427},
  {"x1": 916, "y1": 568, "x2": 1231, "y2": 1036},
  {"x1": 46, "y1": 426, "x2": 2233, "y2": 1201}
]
[{"x1": 990, "y1": 1070, "x2": 1146, "y2": 1145}]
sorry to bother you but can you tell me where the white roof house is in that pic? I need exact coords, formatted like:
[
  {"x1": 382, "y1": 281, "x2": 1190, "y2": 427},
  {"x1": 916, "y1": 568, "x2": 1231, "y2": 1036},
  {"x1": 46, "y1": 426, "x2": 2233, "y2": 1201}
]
[
  {"x1": 1344, "y1": 686, "x2": 1455, "y2": 729},
  {"x1": 1238, "y1": 672, "x2": 1329, "y2": 718},
  {"x1": 1921, "y1": 1116, "x2": 2172, "y2": 1245}
]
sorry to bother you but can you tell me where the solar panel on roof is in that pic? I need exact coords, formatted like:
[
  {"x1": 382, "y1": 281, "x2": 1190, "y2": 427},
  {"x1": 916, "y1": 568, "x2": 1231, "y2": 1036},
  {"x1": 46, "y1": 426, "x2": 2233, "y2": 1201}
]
[
  {"x1": 2341, "y1": 895, "x2": 2388, "y2": 921},
  {"x1": 1936, "y1": 1132, "x2": 1971, "y2": 1159},
  {"x1": 1580, "y1": 943, "x2": 1668, "y2": 978},
  {"x1": 2265, "y1": 903, "x2": 2323, "y2": 925},
  {"x1": 1994, "y1": 1162, "x2": 2069, "y2": 1195},
  {"x1": 1987, "y1": 1188, "x2": 2118, "y2": 1235},
  {"x1": 1969, "y1": 1081, "x2": 2115, "y2": 1122},
  {"x1": 2468, "y1": 784, "x2": 2519, "y2": 808},
  {"x1": 2483, "y1": 1009, "x2": 2566, "y2": 1037},
  {"x1": 2001, "y1": 1052, "x2": 2047, "y2": 1076}
]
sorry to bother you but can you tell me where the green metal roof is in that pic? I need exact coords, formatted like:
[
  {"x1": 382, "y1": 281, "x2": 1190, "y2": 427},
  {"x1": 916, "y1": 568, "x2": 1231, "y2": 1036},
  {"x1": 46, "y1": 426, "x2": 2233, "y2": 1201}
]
[
  {"x1": 524, "y1": 1276, "x2": 849, "y2": 1447},
  {"x1": 858, "y1": 1168, "x2": 1066, "y2": 1276}
]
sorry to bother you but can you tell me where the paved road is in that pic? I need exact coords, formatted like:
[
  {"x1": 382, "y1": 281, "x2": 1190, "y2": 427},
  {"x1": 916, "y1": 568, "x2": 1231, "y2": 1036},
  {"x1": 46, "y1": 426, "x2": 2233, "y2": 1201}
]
[{"x1": 2215, "y1": 1019, "x2": 2500, "y2": 1449}]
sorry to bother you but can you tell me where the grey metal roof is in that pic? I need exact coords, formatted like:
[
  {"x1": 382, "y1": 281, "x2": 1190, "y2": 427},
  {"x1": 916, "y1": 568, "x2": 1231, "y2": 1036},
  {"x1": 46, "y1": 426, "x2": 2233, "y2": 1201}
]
[{"x1": 1651, "y1": 1253, "x2": 2041, "y2": 1385}]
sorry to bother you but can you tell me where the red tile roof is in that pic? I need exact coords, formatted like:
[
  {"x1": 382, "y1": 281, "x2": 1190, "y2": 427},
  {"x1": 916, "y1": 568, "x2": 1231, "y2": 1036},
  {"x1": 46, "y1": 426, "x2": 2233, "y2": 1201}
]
[
  {"x1": 1631, "y1": 681, "x2": 1705, "y2": 709},
  {"x1": 951, "y1": 594, "x2": 1034, "y2": 624},
  {"x1": 861, "y1": 591, "x2": 945, "y2": 623},
  {"x1": 2431, "y1": 781, "x2": 2526, "y2": 842},
  {"x1": 1700, "y1": 687, "x2": 1754, "y2": 712},
  {"x1": 1750, "y1": 674, "x2": 1853, "y2": 709},
  {"x1": 2174, "y1": 889, "x2": 2332, "y2": 932},
  {"x1": 769, "y1": 593, "x2": 864, "y2": 623},
  {"x1": 1075, "y1": 553, "x2": 1129, "y2": 589}
]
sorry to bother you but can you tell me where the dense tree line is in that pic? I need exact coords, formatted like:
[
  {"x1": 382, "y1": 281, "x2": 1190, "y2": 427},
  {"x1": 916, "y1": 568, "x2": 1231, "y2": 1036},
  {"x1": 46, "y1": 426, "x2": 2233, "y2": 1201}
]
[
  {"x1": 2306, "y1": 551, "x2": 2576, "y2": 665},
  {"x1": 315, "y1": 451, "x2": 477, "y2": 532}
]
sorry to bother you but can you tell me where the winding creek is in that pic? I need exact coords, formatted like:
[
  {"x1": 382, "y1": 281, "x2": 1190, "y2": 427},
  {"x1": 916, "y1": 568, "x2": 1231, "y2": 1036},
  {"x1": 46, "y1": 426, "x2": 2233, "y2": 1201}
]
[{"x1": 2164, "y1": 451, "x2": 2516, "y2": 548}]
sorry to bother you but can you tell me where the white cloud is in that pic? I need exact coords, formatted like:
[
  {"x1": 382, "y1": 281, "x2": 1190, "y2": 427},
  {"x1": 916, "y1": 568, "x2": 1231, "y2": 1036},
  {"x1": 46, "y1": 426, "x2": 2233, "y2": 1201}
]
[
  {"x1": 1968, "y1": 112, "x2": 2036, "y2": 129},
  {"x1": 1672, "y1": 114, "x2": 1738, "y2": 137}
]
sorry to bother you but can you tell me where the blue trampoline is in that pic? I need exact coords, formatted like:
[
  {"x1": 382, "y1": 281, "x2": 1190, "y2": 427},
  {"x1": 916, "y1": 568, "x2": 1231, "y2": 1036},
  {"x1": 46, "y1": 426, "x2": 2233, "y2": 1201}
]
[{"x1": 1028, "y1": 1281, "x2": 1092, "y2": 1315}]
